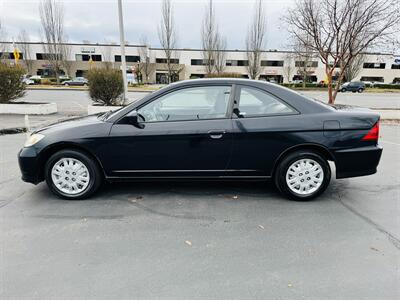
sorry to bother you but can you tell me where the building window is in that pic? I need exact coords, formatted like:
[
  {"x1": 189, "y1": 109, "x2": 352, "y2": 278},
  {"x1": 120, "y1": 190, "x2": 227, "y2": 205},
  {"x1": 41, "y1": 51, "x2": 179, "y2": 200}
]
[
  {"x1": 191, "y1": 59, "x2": 214, "y2": 66},
  {"x1": 391, "y1": 64, "x2": 400, "y2": 69},
  {"x1": 115, "y1": 55, "x2": 140, "y2": 62},
  {"x1": 363, "y1": 62, "x2": 386, "y2": 69},
  {"x1": 76, "y1": 54, "x2": 102, "y2": 62},
  {"x1": 360, "y1": 76, "x2": 384, "y2": 82},
  {"x1": 156, "y1": 72, "x2": 179, "y2": 84},
  {"x1": 226, "y1": 60, "x2": 249, "y2": 67},
  {"x1": 295, "y1": 61, "x2": 318, "y2": 68},
  {"x1": 190, "y1": 74, "x2": 205, "y2": 79},
  {"x1": 0, "y1": 52, "x2": 24, "y2": 59},
  {"x1": 261, "y1": 60, "x2": 284, "y2": 67},
  {"x1": 36, "y1": 53, "x2": 62, "y2": 60},
  {"x1": 156, "y1": 58, "x2": 179, "y2": 64}
]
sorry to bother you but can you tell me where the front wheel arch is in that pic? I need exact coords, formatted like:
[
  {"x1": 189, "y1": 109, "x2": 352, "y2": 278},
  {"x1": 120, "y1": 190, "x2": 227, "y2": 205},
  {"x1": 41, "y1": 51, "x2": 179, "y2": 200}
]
[{"x1": 38, "y1": 143, "x2": 106, "y2": 182}]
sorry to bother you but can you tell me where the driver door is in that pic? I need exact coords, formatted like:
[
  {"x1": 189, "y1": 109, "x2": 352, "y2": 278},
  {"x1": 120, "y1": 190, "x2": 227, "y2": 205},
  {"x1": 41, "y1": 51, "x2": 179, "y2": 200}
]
[{"x1": 107, "y1": 85, "x2": 234, "y2": 178}]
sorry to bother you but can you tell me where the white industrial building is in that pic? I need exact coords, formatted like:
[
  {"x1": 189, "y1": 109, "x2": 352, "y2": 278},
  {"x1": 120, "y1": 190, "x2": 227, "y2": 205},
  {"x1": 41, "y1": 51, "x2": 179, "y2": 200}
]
[{"x1": 1, "y1": 41, "x2": 399, "y2": 84}]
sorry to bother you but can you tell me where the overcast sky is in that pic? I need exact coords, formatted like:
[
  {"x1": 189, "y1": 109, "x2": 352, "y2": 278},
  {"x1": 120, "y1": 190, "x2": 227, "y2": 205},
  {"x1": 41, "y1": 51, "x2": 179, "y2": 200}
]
[{"x1": 0, "y1": 0, "x2": 294, "y2": 50}]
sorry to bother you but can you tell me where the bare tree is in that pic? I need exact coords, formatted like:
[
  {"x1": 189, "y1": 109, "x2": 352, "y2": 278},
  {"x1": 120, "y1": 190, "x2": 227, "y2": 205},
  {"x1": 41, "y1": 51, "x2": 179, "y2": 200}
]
[
  {"x1": 293, "y1": 36, "x2": 317, "y2": 87},
  {"x1": 201, "y1": 0, "x2": 226, "y2": 75},
  {"x1": 138, "y1": 36, "x2": 153, "y2": 83},
  {"x1": 16, "y1": 30, "x2": 34, "y2": 73},
  {"x1": 343, "y1": 53, "x2": 365, "y2": 82},
  {"x1": 0, "y1": 20, "x2": 9, "y2": 60},
  {"x1": 214, "y1": 33, "x2": 227, "y2": 74},
  {"x1": 286, "y1": 0, "x2": 400, "y2": 103},
  {"x1": 158, "y1": 0, "x2": 180, "y2": 83},
  {"x1": 60, "y1": 38, "x2": 72, "y2": 77},
  {"x1": 283, "y1": 53, "x2": 294, "y2": 83},
  {"x1": 39, "y1": 0, "x2": 67, "y2": 84},
  {"x1": 201, "y1": 0, "x2": 217, "y2": 74},
  {"x1": 246, "y1": 0, "x2": 267, "y2": 79}
]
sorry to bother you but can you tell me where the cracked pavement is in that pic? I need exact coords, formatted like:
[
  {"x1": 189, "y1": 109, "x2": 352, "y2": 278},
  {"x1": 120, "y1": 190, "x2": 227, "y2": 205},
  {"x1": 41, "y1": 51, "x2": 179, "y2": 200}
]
[{"x1": 0, "y1": 125, "x2": 399, "y2": 299}]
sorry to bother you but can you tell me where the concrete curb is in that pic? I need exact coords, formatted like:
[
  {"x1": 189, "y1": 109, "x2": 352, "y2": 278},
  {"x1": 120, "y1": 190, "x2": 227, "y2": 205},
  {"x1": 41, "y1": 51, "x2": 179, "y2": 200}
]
[{"x1": 0, "y1": 103, "x2": 57, "y2": 115}]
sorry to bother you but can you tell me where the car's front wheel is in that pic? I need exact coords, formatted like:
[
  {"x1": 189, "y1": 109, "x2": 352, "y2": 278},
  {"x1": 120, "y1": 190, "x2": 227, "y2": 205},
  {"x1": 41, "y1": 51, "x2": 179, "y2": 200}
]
[
  {"x1": 274, "y1": 150, "x2": 331, "y2": 201},
  {"x1": 45, "y1": 149, "x2": 102, "y2": 199},
  {"x1": 341, "y1": 88, "x2": 346, "y2": 92},
  {"x1": 358, "y1": 88, "x2": 364, "y2": 93}
]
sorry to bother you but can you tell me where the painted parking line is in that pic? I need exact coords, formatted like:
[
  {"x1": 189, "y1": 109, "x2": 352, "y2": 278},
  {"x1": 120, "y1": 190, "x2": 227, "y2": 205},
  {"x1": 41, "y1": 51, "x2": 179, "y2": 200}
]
[{"x1": 380, "y1": 140, "x2": 400, "y2": 146}]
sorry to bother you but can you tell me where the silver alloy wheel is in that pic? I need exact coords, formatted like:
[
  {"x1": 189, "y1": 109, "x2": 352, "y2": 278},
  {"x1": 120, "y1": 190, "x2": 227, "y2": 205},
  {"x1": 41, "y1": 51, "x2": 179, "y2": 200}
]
[
  {"x1": 285, "y1": 158, "x2": 324, "y2": 195},
  {"x1": 51, "y1": 157, "x2": 90, "y2": 195}
]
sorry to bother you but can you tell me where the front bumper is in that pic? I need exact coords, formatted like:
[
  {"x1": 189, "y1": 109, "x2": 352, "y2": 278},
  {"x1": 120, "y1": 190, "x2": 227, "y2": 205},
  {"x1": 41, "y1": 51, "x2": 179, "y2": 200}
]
[
  {"x1": 334, "y1": 145, "x2": 383, "y2": 179},
  {"x1": 18, "y1": 147, "x2": 42, "y2": 184}
]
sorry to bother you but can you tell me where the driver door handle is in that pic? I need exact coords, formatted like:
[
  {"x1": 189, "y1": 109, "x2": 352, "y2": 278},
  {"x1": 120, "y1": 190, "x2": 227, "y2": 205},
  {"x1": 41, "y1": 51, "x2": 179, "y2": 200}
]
[{"x1": 208, "y1": 130, "x2": 226, "y2": 139}]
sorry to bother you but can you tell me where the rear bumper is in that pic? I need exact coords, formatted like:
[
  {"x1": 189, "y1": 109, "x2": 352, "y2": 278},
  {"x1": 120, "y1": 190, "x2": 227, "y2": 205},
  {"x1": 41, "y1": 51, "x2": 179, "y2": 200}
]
[
  {"x1": 18, "y1": 147, "x2": 42, "y2": 184},
  {"x1": 334, "y1": 145, "x2": 383, "y2": 179}
]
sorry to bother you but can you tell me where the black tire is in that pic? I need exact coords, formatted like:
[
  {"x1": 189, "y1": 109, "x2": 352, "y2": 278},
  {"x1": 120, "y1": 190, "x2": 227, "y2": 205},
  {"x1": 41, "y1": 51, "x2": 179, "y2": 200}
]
[
  {"x1": 274, "y1": 150, "x2": 331, "y2": 201},
  {"x1": 341, "y1": 88, "x2": 346, "y2": 92},
  {"x1": 357, "y1": 88, "x2": 364, "y2": 93},
  {"x1": 45, "y1": 149, "x2": 102, "y2": 200},
  {"x1": 64, "y1": 83, "x2": 69, "y2": 86}
]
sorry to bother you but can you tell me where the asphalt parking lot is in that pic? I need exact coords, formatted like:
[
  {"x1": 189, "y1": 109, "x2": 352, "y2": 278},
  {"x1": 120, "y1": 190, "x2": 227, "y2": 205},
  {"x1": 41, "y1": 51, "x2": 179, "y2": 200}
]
[{"x1": 0, "y1": 124, "x2": 399, "y2": 299}]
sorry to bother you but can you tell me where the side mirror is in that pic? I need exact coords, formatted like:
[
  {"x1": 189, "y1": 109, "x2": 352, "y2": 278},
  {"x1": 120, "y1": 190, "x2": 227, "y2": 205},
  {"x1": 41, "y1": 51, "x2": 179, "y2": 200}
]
[{"x1": 126, "y1": 110, "x2": 144, "y2": 129}]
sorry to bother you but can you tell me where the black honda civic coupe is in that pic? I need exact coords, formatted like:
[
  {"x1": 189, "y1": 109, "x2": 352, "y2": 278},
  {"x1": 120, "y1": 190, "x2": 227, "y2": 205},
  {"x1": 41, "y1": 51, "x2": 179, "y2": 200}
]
[{"x1": 18, "y1": 79, "x2": 382, "y2": 200}]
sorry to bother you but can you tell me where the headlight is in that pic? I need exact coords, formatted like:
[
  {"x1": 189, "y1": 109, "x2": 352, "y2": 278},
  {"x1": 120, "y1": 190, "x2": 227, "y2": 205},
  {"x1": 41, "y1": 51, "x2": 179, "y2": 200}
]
[{"x1": 24, "y1": 133, "x2": 45, "y2": 147}]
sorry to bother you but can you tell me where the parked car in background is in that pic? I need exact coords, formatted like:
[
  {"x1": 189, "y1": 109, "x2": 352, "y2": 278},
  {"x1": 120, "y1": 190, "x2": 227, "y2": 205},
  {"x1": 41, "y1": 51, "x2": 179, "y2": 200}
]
[
  {"x1": 22, "y1": 76, "x2": 35, "y2": 85},
  {"x1": 292, "y1": 79, "x2": 303, "y2": 84},
  {"x1": 340, "y1": 81, "x2": 366, "y2": 93},
  {"x1": 19, "y1": 79, "x2": 382, "y2": 201},
  {"x1": 28, "y1": 75, "x2": 42, "y2": 84},
  {"x1": 63, "y1": 77, "x2": 88, "y2": 86}
]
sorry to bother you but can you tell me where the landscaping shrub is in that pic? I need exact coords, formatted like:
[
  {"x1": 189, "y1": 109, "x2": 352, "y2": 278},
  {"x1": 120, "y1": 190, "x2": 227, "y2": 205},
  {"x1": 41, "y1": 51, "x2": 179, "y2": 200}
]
[
  {"x1": 0, "y1": 63, "x2": 26, "y2": 104},
  {"x1": 205, "y1": 72, "x2": 242, "y2": 78},
  {"x1": 87, "y1": 68, "x2": 124, "y2": 106},
  {"x1": 372, "y1": 84, "x2": 400, "y2": 89}
]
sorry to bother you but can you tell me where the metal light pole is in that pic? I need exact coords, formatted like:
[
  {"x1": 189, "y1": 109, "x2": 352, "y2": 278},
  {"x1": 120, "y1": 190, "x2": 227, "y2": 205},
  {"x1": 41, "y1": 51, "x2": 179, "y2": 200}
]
[{"x1": 118, "y1": 0, "x2": 128, "y2": 104}]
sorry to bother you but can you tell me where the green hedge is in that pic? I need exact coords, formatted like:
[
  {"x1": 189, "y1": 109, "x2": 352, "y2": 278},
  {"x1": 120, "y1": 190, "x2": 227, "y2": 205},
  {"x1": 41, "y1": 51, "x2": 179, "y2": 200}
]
[
  {"x1": 372, "y1": 84, "x2": 400, "y2": 89},
  {"x1": 0, "y1": 64, "x2": 26, "y2": 103},
  {"x1": 87, "y1": 68, "x2": 124, "y2": 106}
]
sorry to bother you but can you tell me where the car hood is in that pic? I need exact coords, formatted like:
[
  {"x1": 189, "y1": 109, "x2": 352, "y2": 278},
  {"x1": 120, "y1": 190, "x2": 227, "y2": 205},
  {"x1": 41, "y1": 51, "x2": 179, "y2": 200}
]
[{"x1": 34, "y1": 114, "x2": 105, "y2": 134}]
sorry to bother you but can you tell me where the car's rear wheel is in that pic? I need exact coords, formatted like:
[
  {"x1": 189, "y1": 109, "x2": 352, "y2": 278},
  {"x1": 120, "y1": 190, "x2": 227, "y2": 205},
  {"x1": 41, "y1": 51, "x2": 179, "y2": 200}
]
[
  {"x1": 358, "y1": 88, "x2": 364, "y2": 93},
  {"x1": 274, "y1": 151, "x2": 331, "y2": 201},
  {"x1": 45, "y1": 149, "x2": 102, "y2": 200}
]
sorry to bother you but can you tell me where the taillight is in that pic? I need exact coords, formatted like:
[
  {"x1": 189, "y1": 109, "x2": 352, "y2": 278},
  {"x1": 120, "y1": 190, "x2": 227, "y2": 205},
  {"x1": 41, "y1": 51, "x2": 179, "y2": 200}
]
[{"x1": 362, "y1": 121, "x2": 379, "y2": 141}]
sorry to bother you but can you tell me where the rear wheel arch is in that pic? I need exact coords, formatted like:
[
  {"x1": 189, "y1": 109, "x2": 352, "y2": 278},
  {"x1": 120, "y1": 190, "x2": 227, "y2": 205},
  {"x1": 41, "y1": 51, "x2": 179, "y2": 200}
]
[
  {"x1": 38, "y1": 143, "x2": 105, "y2": 182},
  {"x1": 271, "y1": 144, "x2": 334, "y2": 178}
]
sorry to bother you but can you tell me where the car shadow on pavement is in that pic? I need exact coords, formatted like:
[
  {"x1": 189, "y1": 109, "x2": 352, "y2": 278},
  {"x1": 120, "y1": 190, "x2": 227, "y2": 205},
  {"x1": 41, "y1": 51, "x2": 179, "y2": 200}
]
[{"x1": 24, "y1": 180, "x2": 336, "y2": 223}]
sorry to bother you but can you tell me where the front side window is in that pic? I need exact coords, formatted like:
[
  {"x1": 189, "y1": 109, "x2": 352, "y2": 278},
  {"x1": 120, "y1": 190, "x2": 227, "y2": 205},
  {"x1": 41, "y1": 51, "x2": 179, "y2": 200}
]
[
  {"x1": 238, "y1": 87, "x2": 294, "y2": 117},
  {"x1": 138, "y1": 86, "x2": 231, "y2": 122}
]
